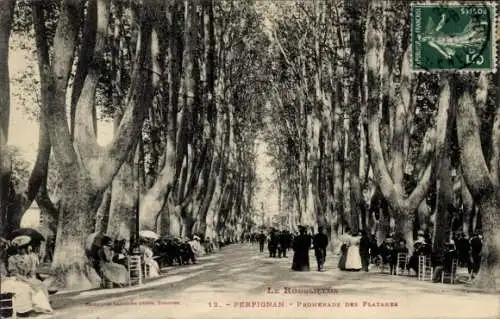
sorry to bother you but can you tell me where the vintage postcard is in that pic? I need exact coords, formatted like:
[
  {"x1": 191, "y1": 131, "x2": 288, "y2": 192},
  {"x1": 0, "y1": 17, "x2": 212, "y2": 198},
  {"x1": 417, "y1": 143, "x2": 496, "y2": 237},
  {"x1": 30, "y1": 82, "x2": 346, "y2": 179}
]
[{"x1": 0, "y1": 0, "x2": 499, "y2": 319}]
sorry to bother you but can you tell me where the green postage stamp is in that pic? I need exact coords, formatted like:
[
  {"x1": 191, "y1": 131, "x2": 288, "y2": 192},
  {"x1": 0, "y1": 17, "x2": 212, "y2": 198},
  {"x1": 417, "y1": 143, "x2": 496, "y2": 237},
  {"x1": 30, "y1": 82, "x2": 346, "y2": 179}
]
[{"x1": 411, "y1": 2, "x2": 497, "y2": 72}]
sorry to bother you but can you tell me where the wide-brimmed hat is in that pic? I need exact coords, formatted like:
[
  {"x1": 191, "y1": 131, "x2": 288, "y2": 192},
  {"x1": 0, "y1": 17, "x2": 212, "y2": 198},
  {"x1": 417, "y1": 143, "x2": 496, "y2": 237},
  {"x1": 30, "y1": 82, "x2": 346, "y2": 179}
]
[
  {"x1": 11, "y1": 235, "x2": 31, "y2": 247},
  {"x1": 193, "y1": 235, "x2": 200, "y2": 241}
]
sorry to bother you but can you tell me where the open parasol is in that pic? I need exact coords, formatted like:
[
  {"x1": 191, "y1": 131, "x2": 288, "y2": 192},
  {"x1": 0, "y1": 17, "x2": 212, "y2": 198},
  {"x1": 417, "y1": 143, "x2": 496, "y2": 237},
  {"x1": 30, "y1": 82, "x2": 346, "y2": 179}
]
[
  {"x1": 139, "y1": 230, "x2": 160, "y2": 240},
  {"x1": 8, "y1": 228, "x2": 45, "y2": 246}
]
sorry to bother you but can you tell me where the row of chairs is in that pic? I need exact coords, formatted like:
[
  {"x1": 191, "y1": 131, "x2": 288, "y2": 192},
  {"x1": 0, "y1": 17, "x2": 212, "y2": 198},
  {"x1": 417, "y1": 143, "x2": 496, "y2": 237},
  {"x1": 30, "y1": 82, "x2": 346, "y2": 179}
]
[{"x1": 380, "y1": 253, "x2": 458, "y2": 284}]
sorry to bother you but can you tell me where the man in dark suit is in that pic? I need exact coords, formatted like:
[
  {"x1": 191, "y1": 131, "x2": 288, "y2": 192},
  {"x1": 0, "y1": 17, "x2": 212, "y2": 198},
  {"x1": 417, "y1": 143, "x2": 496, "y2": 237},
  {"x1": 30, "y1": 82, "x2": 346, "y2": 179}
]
[
  {"x1": 268, "y1": 229, "x2": 278, "y2": 258},
  {"x1": 313, "y1": 227, "x2": 329, "y2": 271},
  {"x1": 359, "y1": 230, "x2": 371, "y2": 272},
  {"x1": 468, "y1": 232, "x2": 482, "y2": 279}
]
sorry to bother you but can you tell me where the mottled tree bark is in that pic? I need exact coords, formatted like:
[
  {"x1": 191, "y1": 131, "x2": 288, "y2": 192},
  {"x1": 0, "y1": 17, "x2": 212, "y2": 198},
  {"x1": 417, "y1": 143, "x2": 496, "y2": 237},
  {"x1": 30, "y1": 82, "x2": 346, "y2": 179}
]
[
  {"x1": 32, "y1": 0, "x2": 152, "y2": 288},
  {"x1": 456, "y1": 73, "x2": 499, "y2": 291}
]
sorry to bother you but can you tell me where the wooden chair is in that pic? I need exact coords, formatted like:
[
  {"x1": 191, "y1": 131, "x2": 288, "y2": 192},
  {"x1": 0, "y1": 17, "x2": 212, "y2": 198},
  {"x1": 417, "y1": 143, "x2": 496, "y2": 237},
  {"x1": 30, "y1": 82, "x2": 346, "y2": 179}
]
[
  {"x1": 441, "y1": 258, "x2": 458, "y2": 284},
  {"x1": 417, "y1": 255, "x2": 433, "y2": 281},
  {"x1": 0, "y1": 292, "x2": 15, "y2": 319},
  {"x1": 395, "y1": 253, "x2": 409, "y2": 276},
  {"x1": 128, "y1": 255, "x2": 143, "y2": 286},
  {"x1": 100, "y1": 272, "x2": 114, "y2": 289},
  {"x1": 143, "y1": 262, "x2": 151, "y2": 279}
]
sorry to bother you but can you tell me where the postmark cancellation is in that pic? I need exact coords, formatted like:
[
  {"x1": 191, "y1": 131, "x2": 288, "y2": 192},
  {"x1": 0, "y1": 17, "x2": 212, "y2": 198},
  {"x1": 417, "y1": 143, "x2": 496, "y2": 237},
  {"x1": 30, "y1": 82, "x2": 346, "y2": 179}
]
[{"x1": 411, "y1": 1, "x2": 497, "y2": 73}]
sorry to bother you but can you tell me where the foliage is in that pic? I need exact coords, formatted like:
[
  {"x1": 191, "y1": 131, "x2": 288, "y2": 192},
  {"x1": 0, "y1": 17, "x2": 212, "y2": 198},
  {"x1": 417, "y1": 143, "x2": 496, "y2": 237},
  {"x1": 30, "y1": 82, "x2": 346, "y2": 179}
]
[{"x1": 5, "y1": 145, "x2": 31, "y2": 193}]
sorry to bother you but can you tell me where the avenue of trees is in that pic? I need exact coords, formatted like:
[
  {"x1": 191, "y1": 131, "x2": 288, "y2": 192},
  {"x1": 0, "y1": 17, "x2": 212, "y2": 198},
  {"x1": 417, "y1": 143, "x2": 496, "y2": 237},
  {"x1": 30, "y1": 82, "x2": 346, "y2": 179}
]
[
  {"x1": 263, "y1": 0, "x2": 499, "y2": 291},
  {"x1": 1, "y1": 0, "x2": 265, "y2": 289},
  {"x1": 0, "y1": 0, "x2": 499, "y2": 292}
]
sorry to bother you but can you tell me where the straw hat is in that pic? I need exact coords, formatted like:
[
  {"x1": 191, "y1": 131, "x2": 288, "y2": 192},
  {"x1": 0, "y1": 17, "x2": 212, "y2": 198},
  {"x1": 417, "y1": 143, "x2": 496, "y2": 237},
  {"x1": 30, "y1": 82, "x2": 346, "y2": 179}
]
[{"x1": 11, "y1": 235, "x2": 31, "y2": 247}]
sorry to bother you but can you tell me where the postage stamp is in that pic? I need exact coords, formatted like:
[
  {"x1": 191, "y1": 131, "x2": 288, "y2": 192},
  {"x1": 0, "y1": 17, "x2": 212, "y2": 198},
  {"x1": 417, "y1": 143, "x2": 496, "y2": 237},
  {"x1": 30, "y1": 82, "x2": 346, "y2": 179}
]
[{"x1": 411, "y1": 2, "x2": 497, "y2": 72}]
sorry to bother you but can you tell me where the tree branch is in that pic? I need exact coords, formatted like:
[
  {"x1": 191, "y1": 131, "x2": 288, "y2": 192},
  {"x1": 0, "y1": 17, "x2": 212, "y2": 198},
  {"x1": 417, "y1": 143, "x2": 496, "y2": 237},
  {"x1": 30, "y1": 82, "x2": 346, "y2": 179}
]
[
  {"x1": 390, "y1": 48, "x2": 411, "y2": 192},
  {"x1": 408, "y1": 75, "x2": 451, "y2": 211},
  {"x1": 91, "y1": 17, "x2": 153, "y2": 189},
  {"x1": 73, "y1": 0, "x2": 110, "y2": 163},
  {"x1": 33, "y1": 0, "x2": 82, "y2": 167},
  {"x1": 21, "y1": 114, "x2": 51, "y2": 211},
  {"x1": 70, "y1": 0, "x2": 97, "y2": 140}
]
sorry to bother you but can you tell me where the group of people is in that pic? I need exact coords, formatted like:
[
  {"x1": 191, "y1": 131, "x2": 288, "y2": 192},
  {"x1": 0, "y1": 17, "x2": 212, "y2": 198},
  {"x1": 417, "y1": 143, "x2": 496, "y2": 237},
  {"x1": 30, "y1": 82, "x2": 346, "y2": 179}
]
[
  {"x1": 88, "y1": 234, "x2": 190, "y2": 288},
  {"x1": 256, "y1": 229, "x2": 293, "y2": 258},
  {"x1": 0, "y1": 235, "x2": 53, "y2": 317},
  {"x1": 88, "y1": 233, "x2": 219, "y2": 288},
  {"x1": 378, "y1": 230, "x2": 483, "y2": 281},
  {"x1": 257, "y1": 225, "x2": 483, "y2": 282},
  {"x1": 255, "y1": 226, "x2": 330, "y2": 272}
]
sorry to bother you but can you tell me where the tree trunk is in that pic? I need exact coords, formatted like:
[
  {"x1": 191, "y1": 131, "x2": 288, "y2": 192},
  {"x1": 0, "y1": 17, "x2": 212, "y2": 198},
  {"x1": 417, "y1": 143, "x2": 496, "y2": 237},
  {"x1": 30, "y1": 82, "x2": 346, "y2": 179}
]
[
  {"x1": 417, "y1": 200, "x2": 431, "y2": 232},
  {"x1": 52, "y1": 169, "x2": 101, "y2": 289},
  {"x1": 461, "y1": 174, "x2": 474, "y2": 236},
  {"x1": 106, "y1": 147, "x2": 139, "y2": 240},
  {"x1": 395, "y1": 209, "x2": 414, "y2": 253},
  {"x1": 456, "y1": 73, "x2": 499, "y2": 291},
  {"x1": 0, "y1": 0, "x2": 15, "y2": 142},
  {"x1": 94, "y1": 187, "x2": 111, "y2": 233},
  {"x1": 432, "y1": 155, "x2": 453, "y2": 258},
  {"x1": 474, "y1": 193, "x2": 500, "y2": 291}
]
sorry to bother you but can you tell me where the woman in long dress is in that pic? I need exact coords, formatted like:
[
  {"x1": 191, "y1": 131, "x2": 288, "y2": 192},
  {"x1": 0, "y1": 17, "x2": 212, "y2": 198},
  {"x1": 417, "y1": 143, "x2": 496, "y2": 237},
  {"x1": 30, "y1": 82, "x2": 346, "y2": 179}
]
[
  {"x1": 345, "y1": 232, "x2": 362, "y2": 271},
  {"x1": 291, "y1": 226, "x2": 311, "y2": 271},
  {"x1": 338, "y1": 229, "x2": 351, "y2": 271},
  {"x1": 1, "y1": 239, "x2": 53, "y2": 315},
  {"x1": 139, "y1": 242, "x2": 160, "y2": 279},
  {"x1": 98, "y1": 237, "x2": 129, "y2": 287}
]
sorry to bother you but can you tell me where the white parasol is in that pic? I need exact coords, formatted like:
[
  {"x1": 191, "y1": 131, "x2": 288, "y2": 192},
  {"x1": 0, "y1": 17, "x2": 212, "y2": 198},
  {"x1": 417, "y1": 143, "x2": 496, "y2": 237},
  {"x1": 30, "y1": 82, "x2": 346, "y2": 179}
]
[{"x1": 139, "y1": 230, "x2": 160, "y2": 240}]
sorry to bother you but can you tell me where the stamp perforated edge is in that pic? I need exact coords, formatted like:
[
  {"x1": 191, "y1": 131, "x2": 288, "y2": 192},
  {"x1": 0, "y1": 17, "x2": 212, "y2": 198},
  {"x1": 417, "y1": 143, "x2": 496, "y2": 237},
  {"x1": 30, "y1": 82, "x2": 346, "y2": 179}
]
[{"x1": 409, "y1": 1, "x2": 498, "y2": 73}]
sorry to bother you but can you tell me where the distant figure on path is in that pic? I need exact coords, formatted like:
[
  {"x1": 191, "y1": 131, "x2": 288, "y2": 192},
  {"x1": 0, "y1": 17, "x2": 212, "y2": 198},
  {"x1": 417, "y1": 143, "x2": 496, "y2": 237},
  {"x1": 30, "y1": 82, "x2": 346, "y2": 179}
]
[
  {"x1": 268, "y1": 229, "x2": 278, "y2": 258},
  {"x1": 258, "y1": 231, "x2": 266, "y2": 253},
  {"x1": 291, "y1": 226, "x2": 311, "y2": 271},
  {"x1": 313, "y1": 227, "x2": 329, "y2": 272}
]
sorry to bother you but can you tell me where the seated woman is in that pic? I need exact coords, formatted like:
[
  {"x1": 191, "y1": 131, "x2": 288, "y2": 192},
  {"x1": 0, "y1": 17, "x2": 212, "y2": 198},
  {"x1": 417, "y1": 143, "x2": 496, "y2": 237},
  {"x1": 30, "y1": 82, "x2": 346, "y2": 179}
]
[
  {"x1": 139, "y1": 240, "x2": 160, "y2": 279},
  {"x1": 378, "y1": 235, "x2": 395, "y2": 266},
  {"x1": 433, "y1": 241, "x2": 458, "y2": 282},
  {"x1": 390, "y1": 238, "x2": 409, "y2": 274},
  {"x1": 98, "y1": 237, "x2": 129, "y2": 287},
  {"x1": 0, "y1": 236, "x2": 53, "y2": 316},
  {"x1": 188, "y1": 235, "x2": 205, "y2": 258},
  {"x1": 408, "y1": 230, "x2": 431, "y2": 274},
  {"x1": 113, "y1": 239, "x2": 129, "y2": 267}
]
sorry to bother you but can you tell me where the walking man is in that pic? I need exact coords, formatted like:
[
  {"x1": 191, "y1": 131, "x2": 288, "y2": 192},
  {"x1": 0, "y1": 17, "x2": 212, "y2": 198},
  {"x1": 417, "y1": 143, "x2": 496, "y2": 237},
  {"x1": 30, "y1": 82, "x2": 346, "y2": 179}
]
[
  {"x1": 359, "y1": 230, "x2": 370, "y2": 272},
  {"x1": 313, "y1": 227, "x2": 329, "y2": 272}
]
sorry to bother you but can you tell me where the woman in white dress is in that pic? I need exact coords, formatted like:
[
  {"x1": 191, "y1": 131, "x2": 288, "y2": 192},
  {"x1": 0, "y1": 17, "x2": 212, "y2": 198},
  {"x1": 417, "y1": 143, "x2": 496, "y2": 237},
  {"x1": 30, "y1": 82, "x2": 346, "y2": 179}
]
[
  {"x1": 345, "y1": 232, "x2": 362, "y2": 271},
  {"x1": 139, "y1": 243, "x2": 160, "y2": 279},
  {"x1": 1, "y1": 236, "x2": 53, "y2": 315}
]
